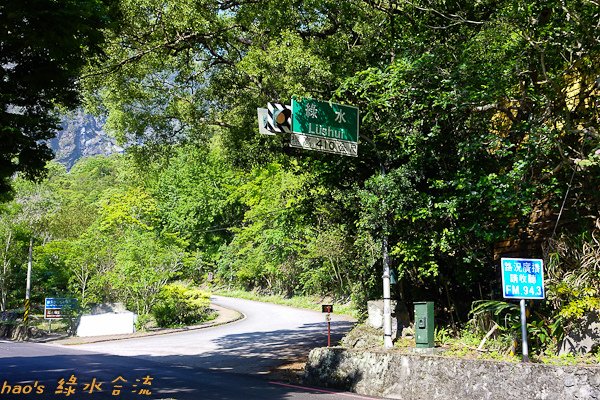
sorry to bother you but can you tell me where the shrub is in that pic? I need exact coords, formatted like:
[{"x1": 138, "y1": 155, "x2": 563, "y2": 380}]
[
  {"x1": 134, "y1": 313, "x2": 155, "y2": 331},
  {"x1": 152, "y1": 282, "x2": 211, "y2": 328}
]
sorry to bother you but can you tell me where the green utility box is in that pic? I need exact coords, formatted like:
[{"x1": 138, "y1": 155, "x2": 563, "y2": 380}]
[{"x1": 414, "y1": 301, "x2": 435, "y2": 348}]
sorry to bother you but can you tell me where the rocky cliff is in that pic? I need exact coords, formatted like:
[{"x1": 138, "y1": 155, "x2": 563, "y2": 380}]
[{"x1": 48, "y1": 110, "x2": 123, "y2": 169}]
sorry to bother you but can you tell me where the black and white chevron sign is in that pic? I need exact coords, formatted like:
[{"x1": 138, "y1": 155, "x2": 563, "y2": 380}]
[{"x1": 266, "y1": 102, "x2": 292, "y2": 133}]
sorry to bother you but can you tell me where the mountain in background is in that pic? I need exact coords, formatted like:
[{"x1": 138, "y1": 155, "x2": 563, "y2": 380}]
[{"x1": 49, "y1": 110, "x2": 123, "y2": 169}]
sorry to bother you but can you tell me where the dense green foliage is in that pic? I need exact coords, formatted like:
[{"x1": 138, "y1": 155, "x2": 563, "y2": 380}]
[
  {"x1": 152, "y1": 281, "x2": 212, "y2": 328},
  {"x1": 1, "y1": 0, "x2": 598, "y2": 355},
  {"x1": 0, "y1": 0, "x2": 111, "y2": 198}
]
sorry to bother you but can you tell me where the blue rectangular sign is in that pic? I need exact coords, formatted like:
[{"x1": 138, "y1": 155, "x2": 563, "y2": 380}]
[
  {"x1": 44, "y1": 297, "x2": 77, "y2": 319},
  {"x1": 45, "y1": 297, "x2": 76, "y2": 309},
  {"x1": 501, "y1": 258, "x2": 545, "y2": 299}
]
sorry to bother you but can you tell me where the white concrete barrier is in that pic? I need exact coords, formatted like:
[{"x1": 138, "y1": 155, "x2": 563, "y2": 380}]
[{"x1": 76, "y1": 312, "x2": 136, "y2": 337}]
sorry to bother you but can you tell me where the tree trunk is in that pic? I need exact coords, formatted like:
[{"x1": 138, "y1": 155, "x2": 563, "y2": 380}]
[
  {"x1": 329, "y1": 257, "x2": 345, "y2": 293},
  {"x1": 0, "y1": 231, "x2": 12, "y2": 312}
]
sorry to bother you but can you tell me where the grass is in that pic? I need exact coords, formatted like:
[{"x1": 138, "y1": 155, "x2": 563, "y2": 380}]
[{"x1": 214, "y1": 288, "x2": 359, "y2": 318}]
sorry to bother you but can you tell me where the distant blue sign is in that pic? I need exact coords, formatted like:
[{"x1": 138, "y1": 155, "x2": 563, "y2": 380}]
[
  {"x1": 501, "y1": 258, "x2": 545, "y2": 299},
  {"x1": 44, "y1": 297, "x2": 77, "y2": 319},
  {"x1": 45, "y1": 298, "x2": 76, "y2": 308}
]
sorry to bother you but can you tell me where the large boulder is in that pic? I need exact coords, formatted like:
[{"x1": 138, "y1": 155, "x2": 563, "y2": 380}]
[
  {"x1": 560, "y1": 312, "x2": 600, "y2": 355},
  {"x1": 366, "y1": 300, "x2": 411, "y2": 339}
]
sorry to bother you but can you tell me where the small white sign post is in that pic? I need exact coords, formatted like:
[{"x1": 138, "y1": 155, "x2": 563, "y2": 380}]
[{"x1": 501, "y1": 258, "x2": 545, "y2": 362}]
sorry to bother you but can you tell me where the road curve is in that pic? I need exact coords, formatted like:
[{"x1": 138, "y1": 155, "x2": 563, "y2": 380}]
[
  {"x1": 0, "y1": 298, "x2": 382, "y2": 399},
  {"x1": 62, "y1": 295, "x2": 355, "y2": 375}
]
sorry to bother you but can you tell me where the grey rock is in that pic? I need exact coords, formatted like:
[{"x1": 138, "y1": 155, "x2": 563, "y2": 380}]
[
  {"x1": 560, "y1": 312, "x2": 600, "y2": 356},
  {"x1": 49, "y1": 110, "x2": 123, "y2": 169}
]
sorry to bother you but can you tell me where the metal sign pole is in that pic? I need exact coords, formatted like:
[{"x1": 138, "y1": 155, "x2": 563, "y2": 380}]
[
  {"x1": 382, "y1": 235, "x2": 393, "y2": 348},
  {"x1": 501, "y1": 258, "x2": 543, "y2": 362},
  {"x1": 520, "y1": 299, "x2": 529, "y2": 362},
  {"x1": 380, "y1": 159, "x2": 393, "y2": 349},
  {"x1": 24, "y1": 237, "x2": 33, "y2": 328},
  {"x1": 322, "y1": 305, "x2": 333, "y2": 347},
  {"x1": 327, "y1": 313, "x2": 331, "y2": 347}
]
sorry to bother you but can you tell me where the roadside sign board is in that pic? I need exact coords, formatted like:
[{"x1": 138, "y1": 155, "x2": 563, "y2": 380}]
[
  {"x1": 501, "y1": 258, "x2": 545, "y2": 299},
  {"x1": 322, "y1": 304, "x2": 333, "y2": 313},
  {"x1": 322, "y1": 304, "x2": 333, "y2": 347},
  {"x1": 257, "y1": 108, "x2": 275, "y2": 135},
  {"x1": 291, "y1": 98, "x2": 359, "y2": 157},
  {"x1": 267, "y1": 103, "x2": 292, "y2": 133},
  {"x1": 44, "y1": 297, "x2": 77, "y2": 319}
]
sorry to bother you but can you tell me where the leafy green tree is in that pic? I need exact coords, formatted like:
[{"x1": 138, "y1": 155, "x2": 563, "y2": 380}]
[
  {"x1": 81, "y1": 0, "x2": 393, "y2": 165},
  {"x1": 97, "y1": 186, "x2": 159, "y2": 234},
  {"x1": 110, "y1": 230, "x2": 185, "y2": 315},
  {"x1": 0, "y1": 165, "x2": 70, "y2": 311},
  {"x1": 47, "y1": 155, "x2": 128, "y2": 240},
  {"x1": 337, "y1": 0, "x2": 600, "y2": 321},
  {"x1": 11, "y1": 172, "x2": 62, "y2": 319},
  {"x1": 34, "y1": 240, "x2": 76, "y2": 301},
  {"x1": 301, "y1": 224, "x2": 355, "y2": 297},
  {"x1": 149, "y1": 142, "x2": 242, "y2": 270},
  {"x1": 217, "y1": 162, "x2": 312, "y2": 294},
  {"x1": 0, "y1": 204, "x2": 29, "y2": 311},
  {"x1": 32, "y1": 157, "x2": 128, "y2": 306},
  {"x1": 0, "y1": 0, "x2": 111, "y2": 198}
]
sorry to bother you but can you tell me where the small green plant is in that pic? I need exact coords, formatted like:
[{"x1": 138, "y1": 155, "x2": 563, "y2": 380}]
[
  {"x1": 435, "y1": 326, "x2": 453, "y2": 346},
  {"x1": 469, "y1": 300, "x2": 520, "y2": 332},
  {"x1": 134, "y1": 313, "x2": 155, "y2": 331},
  {"x1": 152, "y1": 282, "x2": 212, "y2": 328},
  {"x1": 394, "y1": 336, "x2": 415, "y2": 349},
  {"x1": 467, "y1": 299, "x2": 569, "y2": 357}
]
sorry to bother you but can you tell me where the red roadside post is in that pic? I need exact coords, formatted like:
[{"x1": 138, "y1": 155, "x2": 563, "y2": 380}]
[{"x1": 322, "y1": 305, "x2": 333, "y2": 347}]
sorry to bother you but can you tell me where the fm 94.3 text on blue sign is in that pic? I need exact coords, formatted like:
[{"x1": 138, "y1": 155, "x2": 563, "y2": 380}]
[{"x1": 501, "y1": 258, "x2": 545, "y2": 300}]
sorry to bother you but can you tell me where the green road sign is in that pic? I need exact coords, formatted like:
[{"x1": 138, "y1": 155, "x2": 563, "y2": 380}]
[{"x1": 291, "y1": 98, "x2": 359, "y2": 157}]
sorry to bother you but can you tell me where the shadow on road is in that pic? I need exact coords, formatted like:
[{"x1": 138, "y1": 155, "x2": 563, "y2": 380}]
[
  {"x1": 0, "y1": 320, "x2": 362, "y2": 399},
  {"x1": 0, "y1": 351, "x2": 354, "y2": 399},
  {"x1": 155, "y1": 321, "x2": 355, "y2": 373},
  {"x1": 182, "y1": 321, "x2": 353, "y2": 373}
]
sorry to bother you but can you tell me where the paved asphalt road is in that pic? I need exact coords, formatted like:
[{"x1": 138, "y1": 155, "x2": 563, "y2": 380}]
[
  {"x1": 0, "y1": 296, "x2": 377, "y2": 400},
  {"x1": 70, "y1": 296, "x2": 355, "y2": 374}
]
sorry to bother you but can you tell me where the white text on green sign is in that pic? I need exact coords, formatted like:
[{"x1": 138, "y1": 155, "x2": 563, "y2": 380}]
[{"x1": 292, "y1": 98, "x2": 359, "y2": 143}]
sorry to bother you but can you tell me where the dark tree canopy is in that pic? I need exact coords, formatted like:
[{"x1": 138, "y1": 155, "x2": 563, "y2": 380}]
[{"x1": 0, "y1": 0, "x2": 110, "y2": 198}]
